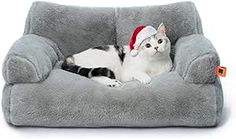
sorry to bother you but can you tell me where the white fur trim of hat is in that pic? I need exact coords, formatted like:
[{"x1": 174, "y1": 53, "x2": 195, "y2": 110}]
[{"x1": 129, "y1": 25, "x2": 157, "y2": 57}]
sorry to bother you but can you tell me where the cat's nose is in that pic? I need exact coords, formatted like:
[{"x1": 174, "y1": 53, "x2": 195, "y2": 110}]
[{"x1": 154, "y1": 47, "x2": 158, "y2": 51}]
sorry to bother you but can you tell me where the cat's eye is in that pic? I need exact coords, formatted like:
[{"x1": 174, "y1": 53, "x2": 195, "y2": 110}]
[
  {"x1": 158, "y1": 39, "x2": 163, "y2": 44},
  {"x1": 145, "y1": 43, "x2": 151, "y2": 48}
]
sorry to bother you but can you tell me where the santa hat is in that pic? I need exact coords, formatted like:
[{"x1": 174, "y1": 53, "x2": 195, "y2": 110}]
[{"x1": 129, "y1": 25, "x2": 157, "y2": 57}]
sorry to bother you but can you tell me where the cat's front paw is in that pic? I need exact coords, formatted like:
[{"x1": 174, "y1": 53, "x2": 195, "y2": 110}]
[
  {"x1": 107, "y1": 79, "x2": 122, "y2": 87},
  {"x1": 138, "y1": 76, "x2": 151, "y2": 84}
]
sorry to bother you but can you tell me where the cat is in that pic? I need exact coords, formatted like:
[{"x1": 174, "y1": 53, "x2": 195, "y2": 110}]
[{"x1": 61, "y1": 23, "x2": 172, "y2": 87}]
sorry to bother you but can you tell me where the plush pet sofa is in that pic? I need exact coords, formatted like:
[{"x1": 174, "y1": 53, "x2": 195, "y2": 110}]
[{"x1": 2, "y1": 1, "x2": 223, "y2": 127}]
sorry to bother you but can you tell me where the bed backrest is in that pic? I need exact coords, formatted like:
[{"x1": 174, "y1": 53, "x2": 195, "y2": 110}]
[
  {"x1": 116, "y1": 2, "x2": 203, "y2": 46},
  {"x1": 24, "y1": 1, "x2": 203, "y2": 56}
]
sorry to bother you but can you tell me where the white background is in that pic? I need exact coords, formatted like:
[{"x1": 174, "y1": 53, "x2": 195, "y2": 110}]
[{"x1": 0, "y1": 0, "x2": 235, "y2": 139}]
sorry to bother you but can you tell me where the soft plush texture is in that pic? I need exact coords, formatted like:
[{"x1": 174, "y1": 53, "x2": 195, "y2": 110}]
[
  {"x1": 2, "y1": 1, "x2": 223, "y2": 127},
  {"x1": 2, "y1": 35, "x2": 63, "y2": 84}
]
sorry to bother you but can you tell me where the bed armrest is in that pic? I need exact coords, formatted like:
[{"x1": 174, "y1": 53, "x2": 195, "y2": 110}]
[
  {"x1": 2, "y1": 34, "x2": 59, "y2": 84},
  {"x1": 174, "y1": 34, "x2": 220, "y2": 84}
]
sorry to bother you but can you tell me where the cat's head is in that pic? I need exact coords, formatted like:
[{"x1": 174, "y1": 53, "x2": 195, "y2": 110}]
[{"x1": 130, "y1": 23, "x2": 171, "y2": 60}]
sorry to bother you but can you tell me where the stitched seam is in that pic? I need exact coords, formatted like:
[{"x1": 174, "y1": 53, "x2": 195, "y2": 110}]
[
  {"x1": 24, "y1": 1, "x2": 36, "y2": 35},
  {"x1": 5, "y1": 54, "x2": 41, "y2": 82},
  {"x1": 193, "y1": 3, "x2": 199, "y2": 34},
  {"x1": 114, "y1": 7, "x2": 118, "y2": 45},
  {"x1": 23, "y1": 2, "x2": 63, "y2": 62},
  {"x1": 34, "y1": 34, "x2": 62, "y2": 61},
  {"x1": 195, "y1": 7, "x2": 203, "y2": 34},
  {"x1": 183, "y1": 52, "x2": 216, "y2": 80},
  {"x1": 4, "y1": 35, "x2": 61, "y2": 84},
  {"x1": 34, "y1": 36, "x2": 63, "y2": 76},
  {"x1": 27, "y1": 34, "x2": 63, "y2": 63},
  {"x1": 34, "y1": 34, "x2": 64, "y2": 61}
]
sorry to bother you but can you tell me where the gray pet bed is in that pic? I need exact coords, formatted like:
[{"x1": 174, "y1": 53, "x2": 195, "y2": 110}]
[{"x1": 2, "y1": 1, "x2": 223, "y2": 127}]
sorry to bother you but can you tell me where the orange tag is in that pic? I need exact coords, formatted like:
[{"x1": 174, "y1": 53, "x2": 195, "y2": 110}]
[{"x1": 215, "y1": 66, "x2": 227, "y2": 77}]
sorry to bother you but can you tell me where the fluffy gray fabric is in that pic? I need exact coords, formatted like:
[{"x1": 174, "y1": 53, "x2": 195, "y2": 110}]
[
  {"x1": 2, "y1": 1, "x2": 223, "y2": 127},
  {"x1": 175, "y1": 35, "x2": 220, "y2": 84},
  {"x1": 2, "y1": 35, "x2": 62, "y2": 84}
]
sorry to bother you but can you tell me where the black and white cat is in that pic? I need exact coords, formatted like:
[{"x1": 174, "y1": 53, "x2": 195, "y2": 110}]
[{"x1": 62, "y1": 23, "x2": 172, "y2": 87}]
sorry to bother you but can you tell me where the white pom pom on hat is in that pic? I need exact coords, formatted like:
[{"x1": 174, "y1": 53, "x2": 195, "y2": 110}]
[{"x1": 129, "y1": 25, "x2": 157, "y2": 57}]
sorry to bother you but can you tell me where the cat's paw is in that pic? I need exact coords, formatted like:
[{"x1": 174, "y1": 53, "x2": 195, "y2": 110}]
[
  {"x1": 107, "y1": 79, "x2": 122, "y2": 87},
  {"x1": 138, "y1": 76, "x2": 151, "y2": 84}
]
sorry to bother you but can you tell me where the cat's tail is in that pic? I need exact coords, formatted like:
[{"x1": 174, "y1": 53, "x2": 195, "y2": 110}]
[{"x1": 61, "y1": 56, "x2": 116, "y2": 79}]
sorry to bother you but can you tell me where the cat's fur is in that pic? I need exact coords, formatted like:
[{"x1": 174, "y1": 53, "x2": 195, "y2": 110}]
[
  {"x1": 62, "y1": 44, "x2": 124, "y2": 87},
  {"x1": 61, "y1": 23, "x2": 172, "y2": 87}
]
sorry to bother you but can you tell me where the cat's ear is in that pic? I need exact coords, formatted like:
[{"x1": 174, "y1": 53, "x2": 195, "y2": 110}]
[{"x1": 157, "y1": 22, "x2": 166, "y2": 36}]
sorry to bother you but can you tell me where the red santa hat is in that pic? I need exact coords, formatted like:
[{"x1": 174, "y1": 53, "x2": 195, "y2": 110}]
[{"x1": 129, "y1": 25, "x2": 157, "y2": 57}]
